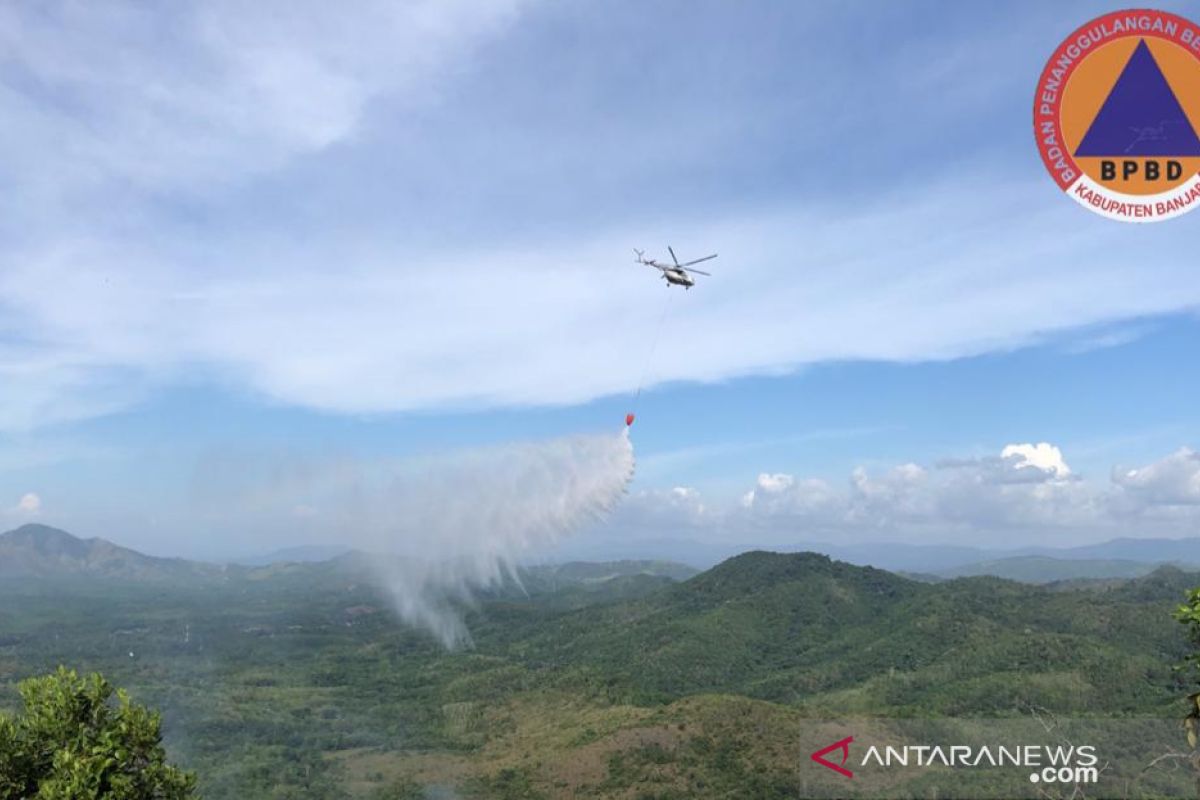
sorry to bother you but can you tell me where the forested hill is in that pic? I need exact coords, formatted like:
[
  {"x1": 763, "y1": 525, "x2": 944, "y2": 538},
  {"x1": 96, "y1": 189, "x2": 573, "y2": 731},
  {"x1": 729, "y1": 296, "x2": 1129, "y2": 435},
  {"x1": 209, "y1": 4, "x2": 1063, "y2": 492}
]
[
  {"x1": 0, "y1": 523, "x2": 695, "y2": 591},
  {"x1": 2, "y1": 539, "x2": 1198, "y2": 798},
  {"x1": 495, "y1": 551, "x2": 1198, "y2": 714},
  {"x1": 0, "y1": 523, "x2": 226, "y2": 581}
]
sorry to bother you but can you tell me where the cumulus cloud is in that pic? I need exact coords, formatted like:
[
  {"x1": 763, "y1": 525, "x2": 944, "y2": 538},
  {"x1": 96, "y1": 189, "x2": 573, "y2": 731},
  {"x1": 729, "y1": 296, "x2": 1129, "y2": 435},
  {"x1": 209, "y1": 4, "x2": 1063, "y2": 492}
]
[
  {"x1": 937, "y1": 444, "x2": 1077, "y2": 488},
  {"x1": 622, "y1": 484, "x2": 711, "y2": 528},
  {"x1": 741, "y1": 474, "x2": 840, "y2": 517},
  {"x1": 1112, "y1": 447, "x2": 1200, "y2": 506},
  {"x1": 670, "y1": 486, "x2": 702, "y2": 504},
  {"x1": 632, "y1": 443, "x2": 1200, "y2": 545},
  {"x1": 14, "y1": 492, "x2": 40, "y2": 514},
  {"x1": 1001, "y1": 442, "x2": 1071, "y2": 478},
  {"x1": 739, "y1": 443, "x2": 1087, "y2": 533},
  {"x1": 845, "y1": 463, "x2": 933, "y2": 525},
  {"x1": 740, "y1": 472, "x2": 796, "y2": 506},
  {"x1": 755, "y1": 473, "x2": 795, "y2": 494}
]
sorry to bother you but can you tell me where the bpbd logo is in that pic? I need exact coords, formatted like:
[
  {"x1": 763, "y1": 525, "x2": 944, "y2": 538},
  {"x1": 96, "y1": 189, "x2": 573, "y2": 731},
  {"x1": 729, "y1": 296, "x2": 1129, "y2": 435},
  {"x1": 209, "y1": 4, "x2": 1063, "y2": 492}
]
[{"x1": 1035, "y1": 9, "x2": 1200, "y2": 221}]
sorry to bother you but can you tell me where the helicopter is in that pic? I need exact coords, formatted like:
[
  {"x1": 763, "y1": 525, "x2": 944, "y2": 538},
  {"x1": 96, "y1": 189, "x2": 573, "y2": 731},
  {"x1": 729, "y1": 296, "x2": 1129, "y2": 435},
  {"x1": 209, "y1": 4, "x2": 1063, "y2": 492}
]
[{"x1": 634, "y1": 246, "x2": 716, "y2": 289}]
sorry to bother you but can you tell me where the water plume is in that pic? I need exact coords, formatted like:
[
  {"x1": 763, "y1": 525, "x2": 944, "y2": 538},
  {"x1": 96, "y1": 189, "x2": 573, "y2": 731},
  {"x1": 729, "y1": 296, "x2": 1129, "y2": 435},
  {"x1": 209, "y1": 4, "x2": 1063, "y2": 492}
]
[{"x1": 353, "y1": 428, "x2": 635, "y2": 647}]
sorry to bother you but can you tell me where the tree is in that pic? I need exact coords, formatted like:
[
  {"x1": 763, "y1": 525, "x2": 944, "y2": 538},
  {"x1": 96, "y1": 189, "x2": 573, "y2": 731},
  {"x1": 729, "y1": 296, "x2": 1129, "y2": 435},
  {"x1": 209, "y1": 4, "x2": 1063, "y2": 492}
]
[
  {"x1": 1172, "y1": 587, "x2": 1200, "y2": 799},
  {"x1": 1178, "y1": 588, "x2": 1200, "y2": 749},
  {"x1": 0, "y1": 667, "x2": 196, "y2": 799}
]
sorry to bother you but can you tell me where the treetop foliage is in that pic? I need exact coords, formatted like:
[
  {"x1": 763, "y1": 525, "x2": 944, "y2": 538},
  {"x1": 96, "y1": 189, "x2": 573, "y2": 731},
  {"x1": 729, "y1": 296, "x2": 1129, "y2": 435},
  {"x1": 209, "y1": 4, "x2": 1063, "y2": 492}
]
[
  {"x1": 1175, "y1": 587, "x2": 1200, "y2": 748},
  {"x1": 0, "y1": 666, "x2": 196, "y2": 800}
]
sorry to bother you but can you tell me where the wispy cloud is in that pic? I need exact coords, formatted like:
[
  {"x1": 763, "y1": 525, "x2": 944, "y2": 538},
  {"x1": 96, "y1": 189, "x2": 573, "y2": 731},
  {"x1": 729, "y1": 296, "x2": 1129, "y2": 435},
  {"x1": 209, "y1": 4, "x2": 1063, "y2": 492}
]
[
  {"x1": 1056, "y1": 321, "x2": 1158, "y2": 355},
  {"x1": 1, "y1": 2, "x2": 1197, "y2": 434},
  {"x1": 4, "y1": 177, "x2": 1199, "y2": 432},
  {"x1": 0, "y1": 1, "x2": 524, "y2": 194}
]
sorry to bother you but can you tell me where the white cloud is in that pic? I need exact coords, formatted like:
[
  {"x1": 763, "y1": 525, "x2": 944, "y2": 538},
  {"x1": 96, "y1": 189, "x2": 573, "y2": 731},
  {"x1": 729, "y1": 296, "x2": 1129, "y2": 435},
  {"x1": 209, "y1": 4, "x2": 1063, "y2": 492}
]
[
  {"x1": 624, "y1": 484, "x2": 710, "y2": 526},
  {"x1": 0, "y1": 1, "x2": 524, "y2": 193},
  {"x1": 755, "y1": 473, "x2": 795, "y2": 494},
  {"x1": 846, "y1": 463, "x2": 932, "y2": 525},
  {"x1": 741, "y1": 474, "x2": 840, "y2": 518},
  {"x1": 2, "y1": 4, "x2": 1199, "y2": 433},
  {"x1": 14, "y1": 492, "x2": 40, "y2": 514},
  {"x1": 1001, "y1": 442, "x2": 1071, "y2": 478},
  {"x1": 1112, "y1": 447, "x2": 1200, "y2": 506},
  {"x1": 742, "y1": 472, "x2": 804, "y2": 509},
  {"x1": 627, "y1": 443, "x2": 1200, "y2": 545},
  {"x1": 2, "y1": 176, "x2": 1197, "y2": 433}
]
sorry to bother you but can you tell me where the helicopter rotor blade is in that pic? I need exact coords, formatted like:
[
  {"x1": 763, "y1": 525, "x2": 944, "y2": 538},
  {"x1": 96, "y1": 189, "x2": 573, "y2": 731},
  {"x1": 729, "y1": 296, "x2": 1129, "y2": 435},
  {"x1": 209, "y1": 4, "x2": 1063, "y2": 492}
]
[
  {"x1": 681, "y1": 254, "x2": 717, "y2": 267},
  {"x1": 668, "y1": 246, "x2": 680, "y2": 267},
  {"x1": 682, "y1": 268, "x2": 711, "y2": 276}
]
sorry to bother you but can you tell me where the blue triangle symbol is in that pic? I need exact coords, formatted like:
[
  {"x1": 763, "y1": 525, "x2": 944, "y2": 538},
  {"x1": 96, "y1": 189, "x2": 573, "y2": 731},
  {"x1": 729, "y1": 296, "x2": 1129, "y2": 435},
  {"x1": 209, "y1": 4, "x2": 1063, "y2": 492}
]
[{"x1": 1075, "y1": 39, "x2": 1200, "y2": 157}]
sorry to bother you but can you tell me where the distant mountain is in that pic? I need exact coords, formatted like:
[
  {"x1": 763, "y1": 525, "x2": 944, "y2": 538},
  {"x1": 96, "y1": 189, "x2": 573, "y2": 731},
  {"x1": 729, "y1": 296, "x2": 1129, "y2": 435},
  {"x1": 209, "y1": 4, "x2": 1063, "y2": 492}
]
[
  {"x1": 0, "y1": 524, "x2": 225, "y2": 581},
  {"x1": 525, "y1": 559, "x2": 697, "y2": 584},
  {"x1": 233, "y1": 545, "x2": 351, "y2": 566},
  {"x1": 5, "y1": 520, "x2": 1193, "y2": 590},
  {"x1": 549, "y1": 536, "x2": 750, "y2": 569},
  {"x1": 558, "y1": 535, "x2": 1200, "y2": 575},
  {"x1": 787, "y1": 534, "x2": 1200, "y2": 578},
  {"x1": 812, "y1": 541, "x2": 1008, "y2": 573},
  {"x1": 0, "y1": 525, "x2": 697, "y2": 602},
  {"x1": 481, "y1": 559, "x2": 701, "y2": 610},
  {"x1": 1059, "y1": 537, "x2": 1200, "y2": 563},
  {"x1": 937, "y1": 555, "x2": 1196, "y2": 583}
]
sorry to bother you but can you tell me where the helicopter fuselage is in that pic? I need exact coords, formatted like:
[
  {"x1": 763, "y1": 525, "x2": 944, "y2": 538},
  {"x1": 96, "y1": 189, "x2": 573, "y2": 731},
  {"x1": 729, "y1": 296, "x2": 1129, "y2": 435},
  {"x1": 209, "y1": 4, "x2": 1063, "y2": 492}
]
[
  {"x1": 635, "y1": 249, "x2": 712, "y2": 288},
  {"x1": 658, "y1": 265, "x2": 695, "y2": 287}
]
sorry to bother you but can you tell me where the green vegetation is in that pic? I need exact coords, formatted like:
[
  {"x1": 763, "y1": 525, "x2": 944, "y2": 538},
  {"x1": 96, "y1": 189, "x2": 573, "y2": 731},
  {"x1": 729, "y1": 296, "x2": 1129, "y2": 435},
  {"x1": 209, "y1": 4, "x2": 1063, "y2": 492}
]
[
  {"x1": 2, "y1": 529, "x2": 1199, "y2": 798},
  {"x1": 1176, "y1": 586, "x2": 1200, "y2": 749},
  {"x1": 0, "y1": 667, "x2": 195, "y2": 799}
]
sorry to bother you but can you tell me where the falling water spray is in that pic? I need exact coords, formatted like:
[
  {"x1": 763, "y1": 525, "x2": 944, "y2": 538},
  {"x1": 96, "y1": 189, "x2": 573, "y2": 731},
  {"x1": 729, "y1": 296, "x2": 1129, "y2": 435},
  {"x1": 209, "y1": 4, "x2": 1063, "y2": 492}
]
[{"x1": 357, "y1": 428, "x2": 635, "y2": 647}]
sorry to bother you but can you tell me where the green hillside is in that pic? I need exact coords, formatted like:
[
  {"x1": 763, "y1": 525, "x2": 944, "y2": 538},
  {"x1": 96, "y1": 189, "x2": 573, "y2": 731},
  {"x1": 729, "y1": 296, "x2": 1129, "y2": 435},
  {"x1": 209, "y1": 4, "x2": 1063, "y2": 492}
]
[
  {"x1": 0, "y1": 523, "x2": 226, "y2": 582},
  {"x1": 1, "y1": 534, "x2": 1197, "y2": 799},
  {"x1": 498, "y1": 552, "x2": 1191, "y2": 714}
]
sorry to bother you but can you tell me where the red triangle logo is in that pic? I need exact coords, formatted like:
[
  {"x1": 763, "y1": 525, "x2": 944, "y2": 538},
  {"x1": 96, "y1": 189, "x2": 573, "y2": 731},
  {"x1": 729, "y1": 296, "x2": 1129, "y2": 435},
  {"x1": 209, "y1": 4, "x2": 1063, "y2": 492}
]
[{"x1": 811, "y1": 736, "x2": 854, "y2": 778}]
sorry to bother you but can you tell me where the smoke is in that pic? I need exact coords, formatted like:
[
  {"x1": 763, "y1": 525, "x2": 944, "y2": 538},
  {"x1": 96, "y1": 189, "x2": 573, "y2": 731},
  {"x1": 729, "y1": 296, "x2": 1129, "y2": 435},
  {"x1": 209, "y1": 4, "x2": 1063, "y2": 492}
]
[{"x1": 356, "y1": 428, "x2": 635, "y2": 647}]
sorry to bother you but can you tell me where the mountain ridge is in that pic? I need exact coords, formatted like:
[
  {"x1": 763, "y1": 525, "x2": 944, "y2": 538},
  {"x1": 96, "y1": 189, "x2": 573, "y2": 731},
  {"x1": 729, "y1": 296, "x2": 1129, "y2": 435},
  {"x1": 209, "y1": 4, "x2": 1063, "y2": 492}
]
[
  {"x1": 936, "y1": 554, "x2": 1200, "y2": 583},
  {"x1": 5, "y1": 522, "x2": 1197, "y2": 585},
  {"x1": 0, "y1": 524, "x2": 699, "y2": 589},
  {"x1": 0, "y1": 523, "x2": 226, "y2": 581},
  {"x1": 504, "y1": 549, "x2": 1200, "y2": 711}
]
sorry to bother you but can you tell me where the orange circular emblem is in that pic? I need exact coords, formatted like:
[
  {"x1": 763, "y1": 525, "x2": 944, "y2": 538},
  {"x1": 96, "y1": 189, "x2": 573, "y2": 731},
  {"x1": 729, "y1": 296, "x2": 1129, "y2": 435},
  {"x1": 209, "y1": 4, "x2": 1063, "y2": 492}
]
[{"x1": 1035, "y1": 9, "x2": 1200, "y2": 221}]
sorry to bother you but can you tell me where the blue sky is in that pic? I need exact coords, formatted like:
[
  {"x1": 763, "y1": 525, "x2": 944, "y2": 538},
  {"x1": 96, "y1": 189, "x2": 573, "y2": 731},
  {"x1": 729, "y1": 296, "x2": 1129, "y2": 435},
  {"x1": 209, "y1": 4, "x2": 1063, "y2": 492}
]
[{"x1": 2, "y1": 1, "x2": 1199, "y2": 558}]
